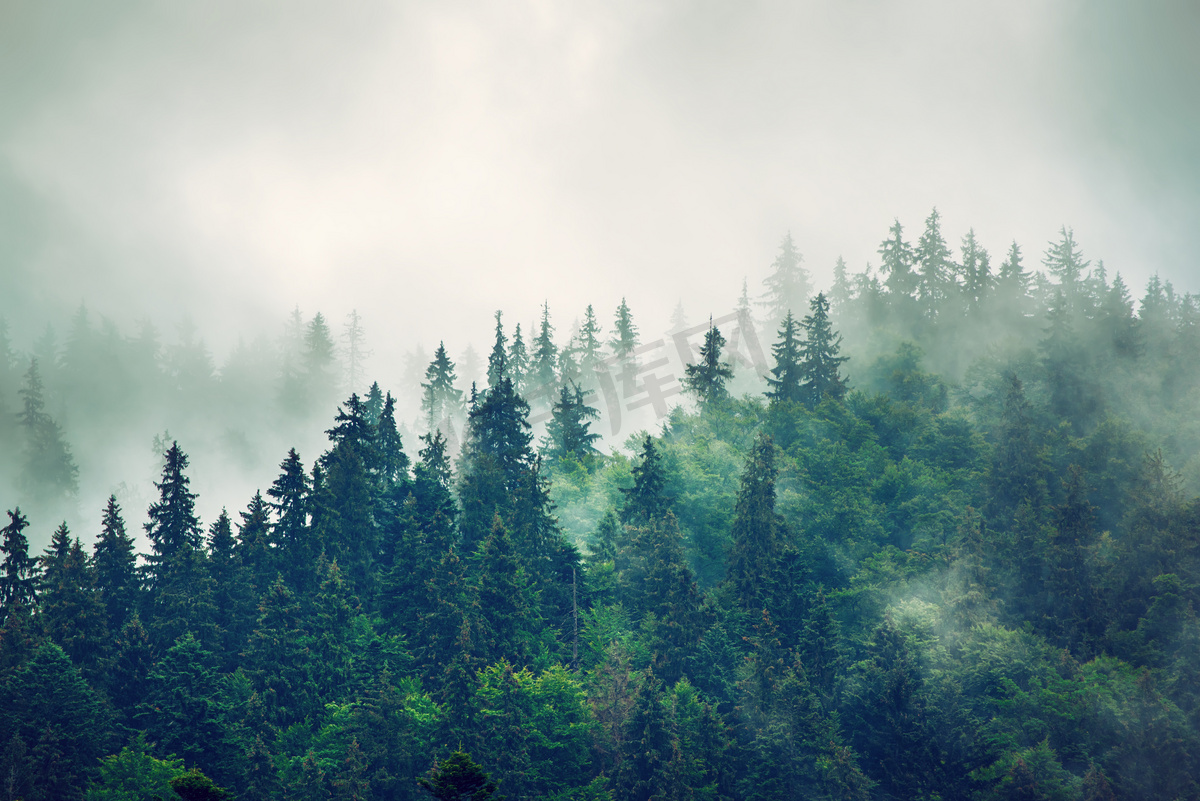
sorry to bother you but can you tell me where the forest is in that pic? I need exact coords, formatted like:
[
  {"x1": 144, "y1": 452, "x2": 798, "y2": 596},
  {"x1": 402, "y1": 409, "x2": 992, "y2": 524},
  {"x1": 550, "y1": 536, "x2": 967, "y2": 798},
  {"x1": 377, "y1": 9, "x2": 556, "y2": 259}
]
[{"x1": 3, "y1": 210, "x2": 1200, "y2": 800}]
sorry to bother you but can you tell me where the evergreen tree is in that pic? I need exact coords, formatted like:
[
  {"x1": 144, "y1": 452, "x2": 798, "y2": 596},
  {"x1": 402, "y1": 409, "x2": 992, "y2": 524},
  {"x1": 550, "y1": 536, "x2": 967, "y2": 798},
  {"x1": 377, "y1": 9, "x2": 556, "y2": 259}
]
[
  {"x1": 487, "y1": 311, "x2": 507, "y2": 389},
  {"x1": 38, "y1": 529, "x2": 107, "y2": 677},
  {"x1": 760, "y1": 232, "x2": 812, "y2": 328},
  {"x1": 0, "y1": 643, "x2": 109, "y2": 801},
  {"x1": 137, "y1": 633, "x2": 229, "y2": 775},
  {"x1": 577, "y1": 304, "x2": 604, "y2": 382},
  {"x1": 472, "y1": 515, "x2": 539, "y2": 667},
  {"x1": 545, "y1": 382, "x2": 601, "y2": 462},
  {"x1": 341, "y1": 309, "x2": 371, "y2": 394},
  {"x1": 1043, "y1": 226, "x2": 1090, "y2": 303},
  {"x1": 620, "y1": 435, "x2": 671, "y2": 526},
  {"x1": 363, "y1": 380, "x2": 385, "y2": 426},
  {"x1": 609, "y1": 298, "x2": 639, "y2": 369},
  {"x1": 797, "y1": 293, "x2": 849, "y2": 407},
  {"x1": 207, "y1": 509, "x2": 251, "y2": 666},
  {"x1": 144, "y1": 442, "x2": 203, "y2": 592},
  {"x1": 303, "y1": 311, "x2": 338, "y2": 414},
  {"x1": 422, "y1": 342, "x2": 463, "y2": 434},
  {"x1": 17, "y1": 358, "x2": 79, "y2": 510},
  {"x1": 765, "y1": 311, "x2": 804, "y2": 405},
  {"x1": 682, "y1": 321, "x2": 734, "y2": 407},
  {"x1": 241, "y1": 576, "x2": 316, "y2": 728},
  {"x1": 914, "y1": 207, "x2": 955, "y2": 318},
  {"x1": 377, "y1": 392, "x2": 411, "y2": 490},
  {"x1": 268, "y1": 448, "x2": 311, "y2": 590},
  {"x1": 830, "y1": 256, "x2": 853, "y2": 312},
  {"x1": 93, "y1": 496, "x2": 140, "y2": 634},
  {"x1": 958, "y1": 228, "x2": 992, "y2": 313},
  {"x1": 987, "y1": 373, "x2": 1048, "y2": 526},
  {"x1": 418, "y1": 750, "x2": 498, "y2": 800},
  {"x1": 506, "y1": 322, "x2": 529, "y2": 393},
  {"x1": 726, "y1": 435, "x2": 786, "y2": 612},
  {"x1": 878, "y1": 219, "x2": 917, "y2": 300},
  {"x1": 532, "y1": 301, "x2": 559, "y2": 397},
  {"x1": 1, "y1": 508, "x2": 38, "y2": 616}
]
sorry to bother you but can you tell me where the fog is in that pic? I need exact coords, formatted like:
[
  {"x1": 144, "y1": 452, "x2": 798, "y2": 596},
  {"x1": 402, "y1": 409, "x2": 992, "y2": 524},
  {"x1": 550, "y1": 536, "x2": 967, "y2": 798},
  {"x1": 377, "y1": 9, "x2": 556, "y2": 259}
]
[{"x1": 2, "y1": 0, "x2": 1197, "y2": 547}]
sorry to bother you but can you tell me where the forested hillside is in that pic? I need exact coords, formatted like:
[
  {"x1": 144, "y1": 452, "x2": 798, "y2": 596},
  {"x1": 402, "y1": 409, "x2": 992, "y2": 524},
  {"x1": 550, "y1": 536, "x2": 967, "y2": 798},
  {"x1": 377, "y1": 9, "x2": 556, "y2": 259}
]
[{"x1": 3, "y1": 216, "x2": 1200, "y2": 800}]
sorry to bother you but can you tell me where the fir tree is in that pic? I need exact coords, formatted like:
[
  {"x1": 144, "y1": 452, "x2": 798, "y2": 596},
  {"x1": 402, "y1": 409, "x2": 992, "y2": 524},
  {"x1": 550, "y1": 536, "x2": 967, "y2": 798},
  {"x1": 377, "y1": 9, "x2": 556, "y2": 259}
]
[
  {"x1": 143, "y1": 443, "x2": 202, "y2": 591},
  {"x1": 545, "y1": 381, "x2": 601, "y2": 462},
  {"x1": 609, "y1": 298, "x2": 639, "y2": 368},
  {"x1": 914, "y1": 207, "x2": 955, "y2": 318},
  {"x1": 682, "y1": 321, "x2": 734, "y2": 407},
  {"x1": 620, "y1": 436, "x2": 671, "y2": 526},
  {"x1": 577, "y1": 304, "x2": 605, "y2": 382},
  {"x1": 726, "y1": 435, "x2": 786, "y2": 611},
  {"x1": 760, "y1": 232, "x2": 812, "y2": 328},
  {"x1": 765, "y1": 311, "x2": 804, "y2": 405},
  {"x1": 1, "y1": 508, "x2": 38, "y2": 615},
  {"x1": 1043, "y1": 226, "x2": 1090, "y2": 302},
  {"x1": 797, "y1": 293, "x2": 849, "y2": 408},
  {"x1": 532, "y1": 301, "x2": 559, "y2": 397},
  {"x1": 487, "y1": 310, "x2": 507, "y2": 389},
  {"x1": 17, "y1": 359, "x2": 79, "y2": 509},
  {"x1": 93, "y1": 496, "x2": 140, "y2": 634},
  {"x1": 506, "y1": 322, "x2": 529, "y2": 393},
  {"x1": 422, "y1": 342, "x2": 464, "y2": 434},
  {"x1": 418, "y1": 750, "x2": 499, "y2": 800},
  {"x1": 878, "y1": 219, "x2": 917, "y2": 299}
]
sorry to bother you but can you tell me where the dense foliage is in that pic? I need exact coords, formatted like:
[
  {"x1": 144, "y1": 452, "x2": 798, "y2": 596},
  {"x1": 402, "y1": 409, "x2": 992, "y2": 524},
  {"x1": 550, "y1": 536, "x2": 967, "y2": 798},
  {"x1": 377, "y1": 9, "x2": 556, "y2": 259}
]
[{"x1": 3, "y1": 217, "x2": 1200, "y2": 799}]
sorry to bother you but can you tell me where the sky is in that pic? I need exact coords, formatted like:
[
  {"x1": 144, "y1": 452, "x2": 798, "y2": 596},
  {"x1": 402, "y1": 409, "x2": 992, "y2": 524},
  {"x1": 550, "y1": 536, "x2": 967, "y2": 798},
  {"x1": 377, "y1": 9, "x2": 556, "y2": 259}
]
[{"x1": 2, "y1": 0, "x2": 1199, "y2": 387}]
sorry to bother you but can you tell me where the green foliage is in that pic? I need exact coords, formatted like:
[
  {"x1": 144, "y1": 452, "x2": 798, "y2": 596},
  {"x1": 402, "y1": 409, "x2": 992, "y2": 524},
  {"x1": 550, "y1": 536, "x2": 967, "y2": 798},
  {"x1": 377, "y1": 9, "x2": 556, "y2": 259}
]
[{"x1": 86, "y1": 734, "x2": 185, "y2": 801}]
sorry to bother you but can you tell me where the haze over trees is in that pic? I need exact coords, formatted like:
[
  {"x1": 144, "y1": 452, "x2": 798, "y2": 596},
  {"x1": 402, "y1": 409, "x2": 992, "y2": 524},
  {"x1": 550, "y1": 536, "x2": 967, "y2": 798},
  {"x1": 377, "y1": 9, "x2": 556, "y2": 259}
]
[{"x1": 3, "y1": 213, "x2": 1200, "y2": 799}]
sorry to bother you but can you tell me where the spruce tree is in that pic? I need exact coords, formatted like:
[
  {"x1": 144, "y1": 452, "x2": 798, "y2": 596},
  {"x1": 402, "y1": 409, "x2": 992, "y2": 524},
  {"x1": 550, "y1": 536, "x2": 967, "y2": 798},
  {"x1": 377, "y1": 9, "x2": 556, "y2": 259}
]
[
  {"x1": 532, "y1": 301, "x2": 559, "y2": 397},
  {"x1": 377, "y1": 391, "x2": 411, "y2": 490},
  {"x1": 760, "y1": 231, "x2": 812, "y2": 328},
  {"x1": 418, "y1": 750, "x2": 499, "y2": 800},
  {"x1": 620, "y1": 436, "x2": 671, "y2": 526},
  {"x1": 577, "y1": 304, "x2": 605, "y2": 381},
  {"x1": 268, "y1": 448, "x2": 310, "y2": 589},
  {"x1": 487, "y1": 310, "x2": 507, "y2": 389},
  {"x1": 472, "y1": 515, "x2": 539, "y2": 667},
  {"x1": 303, "y1": 311, "x2": 338, "y2": 414},
  {"x1": 765, "y1": 311, "x2": 804, "y2": 404},
  {"x1": 958, "y1": 228, "x2": 992, "y2": 314},
  {"x1": 682, "y1": 321, "x2": 734, "y2": 407},
  {"x1": 726, "y1": 435, "x2": 786, "y2": 611},
  {"x1": 1043, "y1": 226, "x2": 1090, "y2": 302},
  {"x1": 93, "y1": 496, "x2": 140, "y2": 634},
  {"x1": 17, "y1": 359, "x2": 79, "y2": 510},
  {"x1": 144, "y1": 442, "x2": 203, "y2": 592},
  {"x1": 609, "y1": 298, "x2": 639, "y2": 368},
  {"x1": 1, "y1": 508, "x2": 38, "y2": 615},
  {"x1": 797, "y1": 293, "x2": 849, "y2": 408},
  {"x1": 421, "y1": 343, "x2": 463, "y2": 434},
  {"x1": 545, "y1": 382, "x2": 601, "y2": 462},
  {"x1": 914, "y1": 207, "x2": 955, "y2": 318},
  {"x1": 506, "y1": 322, "x2": 529, "y2": 393},
  {"x1": 878, "y1": 219, "x2": 917, "y2": 299}
]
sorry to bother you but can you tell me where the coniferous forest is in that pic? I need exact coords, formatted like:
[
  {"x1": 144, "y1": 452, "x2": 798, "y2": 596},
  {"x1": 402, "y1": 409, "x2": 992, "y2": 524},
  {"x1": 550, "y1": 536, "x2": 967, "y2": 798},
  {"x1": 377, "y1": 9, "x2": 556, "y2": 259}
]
[{"x1": 5, "y1": 217, "x2": 1200, "y2": 800}]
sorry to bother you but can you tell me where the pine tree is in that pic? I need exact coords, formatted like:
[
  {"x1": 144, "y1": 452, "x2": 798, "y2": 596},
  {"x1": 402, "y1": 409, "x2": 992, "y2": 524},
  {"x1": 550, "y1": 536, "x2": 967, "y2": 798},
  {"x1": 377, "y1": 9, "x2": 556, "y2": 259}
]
[
  {"x1": 144, "y1": 442, "x2": 203, "y2": 592},
  {"x1": 830, "y1": 256, "x2": 853, "y2": 312},
  {"x1": 1043, "y1": 226, "x2": 1090, "y2": 302},
  {"x1": 545, "y1": 382, "x2": 601, "y2": 462},
  {"x1": 987, "y1": 374, "x2": 1048, "y2": 526},
  {"x1": 268, "y1": 448, "x2": 311, "y2": 591},
  {"x1": 577, "y1": 304, "x2": 605, "y2": 382},
  {"x1": 994, "y1": 240, "x2": 1032, "y2": 318},
  {"x1": 39, "y1": 529, "x2": 107, "y2": 677},
  {"x1": 341, "y1": 309, "x2": 371, "y2": 394},
  {"x1": 93, "y1": 496, "x2": 140, "y2": 634},
  {"x1": 528, "y1": 301, "x2": 558, "y2": 399},
  {"x1": 760, "y1": 232, "x2": 812, "y2": 328},
  {"x1": 682, "y1": 321, "x2": 733, "y2": 407},
  {"x1": 303, "y1": 311, "x2": 339, "y2": 414},
  {"x1": 207, "y1": 509, "x2": 251, "y2": 666},
  {"x1": 958, "y1": 228, "x2": 992, "y2": 314},
  {"x1": 487, "y1": 310, "x2": 507, "y2": 389},
  {"x1": 609, "y1": 298, "x2": 639, "y2": 368},
  {"x1": 765, "y1": 311, "x2": 804, "y2": 405},
  {"x1": 17, "y1": 359, "x2": 79, "y2": 510},
  {"x1": 620, "y1": 436, "x2": 671, "y2": 526},
  {"x1": 726, "y1": 435, "x2": 786, "y2": 612},
  {"x1": 418, "y1": 750, "x2": 499, "y2": 800},
  {"x1": 363, "y1": 380, "x2": 385, "y2": 426},
  {"x1": 240, "y1": 577, "x2": 316, "y2": 728},
  {"x1": 914, "y1": 207, "x2": 955, "y2": 318},
  {"x1": 472, "y1": 515, "x2": 539, "y2": 667},
  {"x1": 422, "y1": 342, "x2": 464, "y2": 434},
  {"x1": 797, "y1": 293, "x2": 849, "y2": 408},
  {"x1": 377, "y1": 392, "x2": 411, "y2": 489},
  {"x1": 1, "y1": 508, "x2": 38, "y2": 616},
  {"x1": 507, "y1": 323, "x2": 529, "y2": 393},
  {"x1": 878, "y1": 219, "x2": 917, "y2": 299}
]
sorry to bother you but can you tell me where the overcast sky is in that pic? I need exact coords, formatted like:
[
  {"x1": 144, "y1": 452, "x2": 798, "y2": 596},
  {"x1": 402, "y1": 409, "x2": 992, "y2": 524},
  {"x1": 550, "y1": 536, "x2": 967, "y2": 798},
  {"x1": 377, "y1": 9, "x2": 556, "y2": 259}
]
[{"x1": 2, "y1": 0, "x2": 1198, "y2": 385}]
